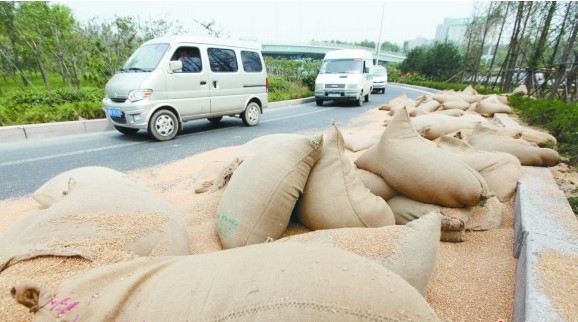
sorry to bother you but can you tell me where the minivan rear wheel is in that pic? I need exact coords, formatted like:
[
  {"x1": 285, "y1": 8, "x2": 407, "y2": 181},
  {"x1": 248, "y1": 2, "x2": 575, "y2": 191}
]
[
  {"x1": 114, "y1": 125, "x2": 139, "y2": 135},
  {"x1": 241, "y1": 102, "x2": 261, "y2": 126},
  {"x1": 149, "y1": 109, "x2": 178, "y2": 141}
]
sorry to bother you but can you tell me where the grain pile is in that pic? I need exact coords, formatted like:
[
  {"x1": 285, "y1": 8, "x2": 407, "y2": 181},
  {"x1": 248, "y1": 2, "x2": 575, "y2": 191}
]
[{"x1": 0, "y1": 85, "x2": 571, "y2": 321}]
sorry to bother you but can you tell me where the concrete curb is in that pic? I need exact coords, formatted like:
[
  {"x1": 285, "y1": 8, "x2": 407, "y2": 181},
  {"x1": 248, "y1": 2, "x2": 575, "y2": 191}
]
[
  {"x1": 0, "y1": 98, "x2": 315, "y2": 143},
  {"x1": 495, "y1": 113, "x2": 578, "y2": 322}
]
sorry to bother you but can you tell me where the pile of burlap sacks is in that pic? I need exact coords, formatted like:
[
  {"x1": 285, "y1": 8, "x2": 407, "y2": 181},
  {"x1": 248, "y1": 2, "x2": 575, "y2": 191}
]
[{"x1": 2, "y1": 84, "x2": 562, "y2": 321}]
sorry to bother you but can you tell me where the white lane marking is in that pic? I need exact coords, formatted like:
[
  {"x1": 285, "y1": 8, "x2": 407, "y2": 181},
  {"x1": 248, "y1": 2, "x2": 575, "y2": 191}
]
[
  {"x1": 1, "y1": 107, "x2": 335, "y2": 167},
  {"x1": 388, "y1": 84, "x2": 438, "y2": 95},
  {"x1": 0, "y1": 141, "x2": 143, "y2": 167},
  {"x1": 262, "y1": 107, "x2": 336, "y2": 123}
]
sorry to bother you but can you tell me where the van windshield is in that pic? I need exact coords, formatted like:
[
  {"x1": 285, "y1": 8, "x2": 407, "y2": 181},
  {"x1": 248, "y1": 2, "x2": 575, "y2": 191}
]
[
  {"x1": 319, "y1": 59, "x2": 363, "y2": 74},
  {"x1": 374, "y1": 66, "x2": 387, "y2": 76},
  {"x1": 120, "y1": 43, "x2": 169, "y2": 72}
]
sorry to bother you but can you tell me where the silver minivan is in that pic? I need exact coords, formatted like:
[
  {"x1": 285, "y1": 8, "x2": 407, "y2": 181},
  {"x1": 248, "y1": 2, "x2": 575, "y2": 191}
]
[{"x1": 102, "y1": 36, "x2": 269, "y2": 141}]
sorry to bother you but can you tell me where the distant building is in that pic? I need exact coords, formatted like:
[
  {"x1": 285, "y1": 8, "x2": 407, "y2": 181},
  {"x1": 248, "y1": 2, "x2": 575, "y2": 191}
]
[{"x1": 435, "y1": 17, "x2": 470, "y2": 44}]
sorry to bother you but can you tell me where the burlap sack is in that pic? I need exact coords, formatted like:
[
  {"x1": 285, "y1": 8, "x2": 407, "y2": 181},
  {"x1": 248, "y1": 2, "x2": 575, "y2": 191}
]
[
  {"x1": 466, "y1": 196, "x2": 504, "y2": 230},
  {"x1": 355, "y1": 107, "x2": 490, "y2": 207},
  {"x1": 388, "y1": 93, "x2": 416, "y2": 107},
  {"x1": 387, "y1": 195, "x2": 470, "y2": 242},
  {"x1": 216, "y1": 135, "x2": 322, "y2": 249},
  {"x1": 519, "y1": 126, "x2": 558, "y2": 146},
  {"x1": 512, "y1": 84, "x2": 528, "y2": 95},
  {"x1": 0, "y1": 177, "x2": 190, "y2": 272},
  {"x1": 211, "y1": 133, "x2": 307, "y2": 192},
  {"x1": 474, "y1": 101, "x2": 512, "y2": 116},
  {"x1": 437, "y1": 135, "x2": 522, "y2": 202},
  {"x1": 342, "y1": 133, "x2": 379, "y2": 152},
  {"x1": 461, "y1": 85, "x2": 479, "y2": 96},
  {"x1": 356, "y1": 168, "x2": 398, "y2": 200},
  {"x1": 441, "y1": 100, "x2": 470, "y2": 111},
  {"x1": 278, "y1": 213, "x2": 441, "y2": 295},
  {"x1": 414, "y1": 94, "x2": 434, "y2": 106},
  {"x1": 297, "y1": 124, "x2": 394, "y2": 230},
  {"x1": 411, "y1": 99, "x2": 441, "y2": 116},
  {"x1": 26, "y1": 243, "x2": 440, "y2": 321},
  {"x1": 432, "y1": 93, "x2": 465, "y2": 103},
  {"x1": 412, "y1": 113, "x2": 485, "y2": 140},
  {"x1": 469, "y1": 124, "x2": 561, "y2": 166},
  {"x1": 32, "y1": 167, "x2": 127, "y2": 208},
  {"x1": 389, "y1": 104, "x2": 417, "y2": 116},
  {"x1": 433, "y1": 108, "x2": 466, "y2": 117}
]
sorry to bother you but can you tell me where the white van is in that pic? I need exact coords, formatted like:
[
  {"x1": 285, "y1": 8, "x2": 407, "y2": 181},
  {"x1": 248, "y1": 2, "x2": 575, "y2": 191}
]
[
  {"x1": 314, "y1": 49, "x2": 373, "y2": 106},
  {"x1": 102, "y1": 36, "x2": 268, "y2": 141}
]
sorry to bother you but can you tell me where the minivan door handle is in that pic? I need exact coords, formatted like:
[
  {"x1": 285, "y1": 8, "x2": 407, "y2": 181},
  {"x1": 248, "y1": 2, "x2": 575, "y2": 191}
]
[
  {"x1": 212, "y1": 80, "x2": 218, "y2": 88},
  {"x1": 200, "y1": 81, "x2": 207, "y2": 85}
]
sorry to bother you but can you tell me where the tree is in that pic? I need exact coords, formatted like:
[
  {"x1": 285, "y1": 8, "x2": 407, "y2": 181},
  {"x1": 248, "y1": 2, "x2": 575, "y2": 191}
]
[
  {"x1": 380, "y1": 41, "x2": 401, "y2": 53},
  {"x1": 400, "y1": 42, "x2": 462, "y2": 81}
]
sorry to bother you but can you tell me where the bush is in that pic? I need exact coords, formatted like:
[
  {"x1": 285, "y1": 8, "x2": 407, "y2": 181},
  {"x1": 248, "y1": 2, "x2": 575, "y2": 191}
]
[
  {"x1": 508, "y1": 95, "x2": 578, "y2": 165},
  {"x1": 267, "y1": 76, "x2": 312, "y2": 102},
  {"x1": 0, "y1": 88, "x2": 104, "y2": 126}
]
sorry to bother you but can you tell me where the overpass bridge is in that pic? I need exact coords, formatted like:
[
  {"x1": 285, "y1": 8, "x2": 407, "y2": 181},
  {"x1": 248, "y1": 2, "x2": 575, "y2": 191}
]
[{"x1": 261, "y1": 41, "x2": 406, "y2": 64}]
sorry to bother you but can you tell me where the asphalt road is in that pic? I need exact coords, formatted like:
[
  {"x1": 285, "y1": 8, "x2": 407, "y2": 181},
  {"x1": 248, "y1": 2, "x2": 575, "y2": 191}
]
[{"x1": 0, "y1": 84, "x2": 435, "y2": 200}]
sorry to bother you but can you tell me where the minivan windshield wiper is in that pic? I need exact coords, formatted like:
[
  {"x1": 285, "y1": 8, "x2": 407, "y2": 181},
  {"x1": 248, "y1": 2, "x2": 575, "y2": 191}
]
[{"x1": 128, "y1": 67, "x2": 149, "y2": 72}]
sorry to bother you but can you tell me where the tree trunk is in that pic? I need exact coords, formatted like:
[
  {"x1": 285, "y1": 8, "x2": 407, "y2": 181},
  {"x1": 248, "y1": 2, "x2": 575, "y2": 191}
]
[
  {"x1": 540, "y1": 1, "x2": 572, "y2": 95},
  {"x1": 549, "y1": 4, "x2": 578, "y2": 99},
  {"x1": 500, "y1": 2, "x2": 525, "y2": 92},
  {"x1": 526, "y1": 1, "x2": 556, "y2": 94},
  {"x1": 33, "y1": 46, "x2": 50, "y2": 91},
  {"x1": 474, "y1": 2, "x2": 494, "y2": 86},
  {"x1": 484, "y1": 2, "x2": 510, "y2": 88}
]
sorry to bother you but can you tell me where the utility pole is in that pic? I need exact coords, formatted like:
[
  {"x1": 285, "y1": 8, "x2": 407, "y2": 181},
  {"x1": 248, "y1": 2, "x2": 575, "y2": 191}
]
[{"x1": 375, "y1": 2, "x2": 385, "y2": 66}]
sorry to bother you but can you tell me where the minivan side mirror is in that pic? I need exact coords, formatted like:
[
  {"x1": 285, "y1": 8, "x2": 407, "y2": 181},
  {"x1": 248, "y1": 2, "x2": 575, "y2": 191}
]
[
  {"x1": 169, "y1": 60, "x2": 183, "y2": 73},
  {"x1": 363, "y1": 66, "x2": 370, "y2": 74}
]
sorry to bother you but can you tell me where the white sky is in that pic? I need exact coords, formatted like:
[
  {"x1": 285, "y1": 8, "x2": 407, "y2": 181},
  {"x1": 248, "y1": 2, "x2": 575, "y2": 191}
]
[{"x1": 58, "y1": 0, "x2": 476, "y2": 45}]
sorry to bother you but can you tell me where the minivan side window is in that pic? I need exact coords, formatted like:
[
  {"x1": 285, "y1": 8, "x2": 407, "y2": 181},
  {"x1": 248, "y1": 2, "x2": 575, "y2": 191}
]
[
  {"x1": 208, "y1": 48, "x2": 238, "y2": 72},
  {"x1": 241, "y1": 51, "x2": 263, "y2": 72},
  {"x1": 170, "y1": 46, "x2": 202, "y2": 73}
]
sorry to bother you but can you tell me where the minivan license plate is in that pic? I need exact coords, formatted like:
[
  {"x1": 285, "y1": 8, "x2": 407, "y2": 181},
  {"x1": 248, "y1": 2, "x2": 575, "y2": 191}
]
[
  {"x1": 107, "y1": 107, "x2": 122, "y2": 118},
  {"x1": 328, "y1": 93, "x2": 341, "y2": 97}
]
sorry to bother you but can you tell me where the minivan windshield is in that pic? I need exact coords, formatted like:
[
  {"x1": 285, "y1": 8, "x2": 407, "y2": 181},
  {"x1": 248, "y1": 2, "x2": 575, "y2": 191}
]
[
  {"x1": 374, "y1": 66, "x2": 387, "y2": 76},
  {"x1": 120, "y1": 43, "x2": 169, "y2": 72},
  {"x1": 319, "y1": 59, "x2": 363, "y2": 74}
]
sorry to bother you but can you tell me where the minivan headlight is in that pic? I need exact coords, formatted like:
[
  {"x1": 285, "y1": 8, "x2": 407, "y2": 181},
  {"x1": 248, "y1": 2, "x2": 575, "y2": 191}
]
[
  {"x1": 346, "y1": 84, "x2": 360, "y2": 89},
  {"x1": 315, "y1": 83, "x2": 324, "y2": 90},
  {"x1": 128, "y1": 89, "x2": 153, "y2": 102}
]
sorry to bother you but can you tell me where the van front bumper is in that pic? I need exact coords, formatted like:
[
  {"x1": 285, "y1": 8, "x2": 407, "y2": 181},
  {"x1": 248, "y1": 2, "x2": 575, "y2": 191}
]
[
  {"x1": 102, "y1": 98, "x2": 153, "y2": 129},
  {"x1": 315, "y1": 89, "x2": 362, "y2": 101}
]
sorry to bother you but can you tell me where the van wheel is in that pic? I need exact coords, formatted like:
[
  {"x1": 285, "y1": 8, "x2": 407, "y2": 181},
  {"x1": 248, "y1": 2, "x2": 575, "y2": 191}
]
[
  {"x1": 316, "y1": 99, "x2": 324, "y2": 106},
  {"x1": 114, "y1": 125, "x2": 139, "y2": 135},
  {"x1": 208, "y1": 116, "x2": 223, "y2": 123},
  {"x1": 241, "y1": 102, "x2": 261, "y2": 126},
  {"x1": 364, "y1": 93, "x2": 370, "y2": 102},
  {"x1": 356, "y1": 94, "x2": 363, "y2": 106},
  {"x1": 381, "y1": 88, "x2": 386, "y2": 94},
  {"x1": 149, "y1": 109, "x2": 178, "y2": 141}
]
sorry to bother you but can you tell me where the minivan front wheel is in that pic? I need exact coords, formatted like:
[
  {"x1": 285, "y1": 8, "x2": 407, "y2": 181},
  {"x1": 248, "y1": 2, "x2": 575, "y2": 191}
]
[
  {"x1": 149, "y1": 109, "x2": 178, "y2": 141},
  {"x1": 356, "y1": 94, "x2": 364, "y2": 106},
  {"x1": 241, "y1": 102, "x2": 261, "y2": 126}
]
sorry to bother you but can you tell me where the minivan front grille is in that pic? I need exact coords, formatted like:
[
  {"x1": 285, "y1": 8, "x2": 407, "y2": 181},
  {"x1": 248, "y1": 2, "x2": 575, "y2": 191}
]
[
  {"x1": 110, "y1": 98, "x2": 127, "y2": 103},
  {"x1": 325, "y1": 84, "x2": 345, "y2": 89},
  {"x1": 111, "y1": 115, "x2": 127, "y2": 124}
]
